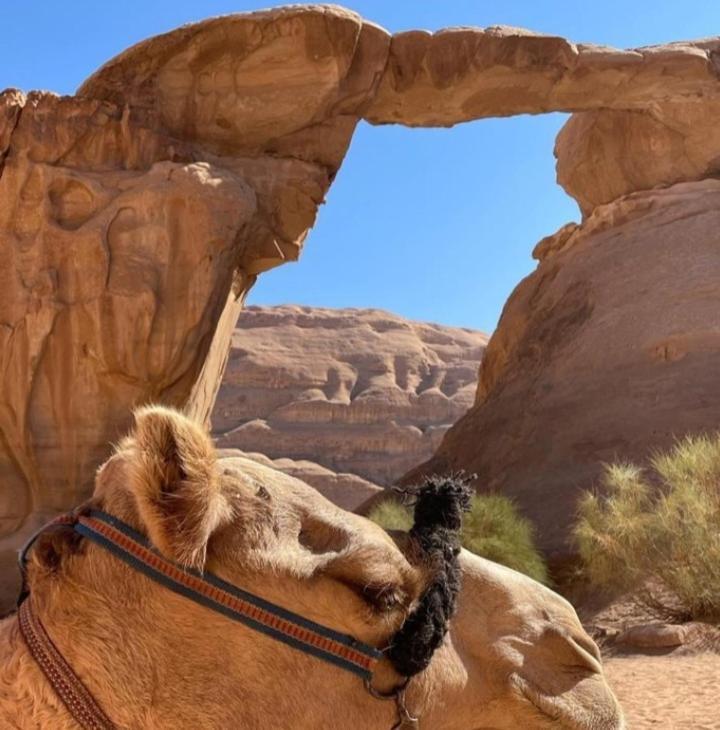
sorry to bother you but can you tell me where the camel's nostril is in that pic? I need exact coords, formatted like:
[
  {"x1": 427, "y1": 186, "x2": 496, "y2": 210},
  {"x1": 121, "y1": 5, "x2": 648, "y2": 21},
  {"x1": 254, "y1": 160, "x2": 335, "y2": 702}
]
[
  {"x1": 566, "y1": 635, "x2": 604, "y2": 676},
  {"x1": 539, "y1": 625, "x2": 604, "y2": 676},
  {"x1": 569, "y1": 630, "x2": 603, "y2": 668}
]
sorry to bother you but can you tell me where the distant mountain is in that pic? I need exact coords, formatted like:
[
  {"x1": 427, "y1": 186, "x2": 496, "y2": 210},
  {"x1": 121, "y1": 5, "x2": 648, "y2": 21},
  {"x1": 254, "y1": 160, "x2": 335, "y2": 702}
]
[{"x1": 212, "y1": 305, "x2": 487, "y2": 503}]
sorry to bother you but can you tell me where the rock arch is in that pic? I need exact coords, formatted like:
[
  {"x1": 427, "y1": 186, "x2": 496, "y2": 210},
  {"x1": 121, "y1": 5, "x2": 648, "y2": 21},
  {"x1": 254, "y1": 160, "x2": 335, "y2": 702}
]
[{"x1": 1, "y1": 4, "x2": 719, "y2": 606}]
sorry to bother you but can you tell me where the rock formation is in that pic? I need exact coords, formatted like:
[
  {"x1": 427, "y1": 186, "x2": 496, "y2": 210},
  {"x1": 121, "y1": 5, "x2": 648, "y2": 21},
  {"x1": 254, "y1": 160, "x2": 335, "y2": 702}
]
[
  {"x1": 212, "y1": 306, "x2": 486, "y2": 488},
  {"x1": 0, "y1": 6, "x2": 385, "y2": 610},
  {"x1": 555, "y1": 100, "x2": 720, "y2": 215},
  {"x1": 0, "y1": 92, "x2": 256, "y2": 540},
  {"x1": 365, "y1": 32, "x2": 720, "y2": 126},
  {"x1": 2, "y1": 3, "x2": 720, "y2": 607},
  {"x1": 406, "y1": 180, "x2": 720, "y2": 560}
]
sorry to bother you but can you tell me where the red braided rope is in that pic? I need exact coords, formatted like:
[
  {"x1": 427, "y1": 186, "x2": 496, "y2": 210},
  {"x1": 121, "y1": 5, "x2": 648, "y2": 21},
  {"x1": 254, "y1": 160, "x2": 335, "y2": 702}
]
[{"x1": 18, "y1": 599, "x2": 116, "y2": 730}]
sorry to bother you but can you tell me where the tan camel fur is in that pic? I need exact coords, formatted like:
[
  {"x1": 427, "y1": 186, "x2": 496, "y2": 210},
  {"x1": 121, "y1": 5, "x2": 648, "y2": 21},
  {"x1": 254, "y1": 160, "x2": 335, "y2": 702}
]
[{"x1": 0, "y1": 406, "x2": 624, "y2": 728}]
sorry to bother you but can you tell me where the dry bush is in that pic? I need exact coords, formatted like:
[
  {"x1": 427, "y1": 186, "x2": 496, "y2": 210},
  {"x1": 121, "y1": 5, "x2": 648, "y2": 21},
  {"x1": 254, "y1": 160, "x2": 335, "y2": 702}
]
[
  {"x1": 574, "y1": 434, "x2": 720, "y2": 620},
  {"x1": 369, "y1": 494, "x2": 548, "y2": 584}
]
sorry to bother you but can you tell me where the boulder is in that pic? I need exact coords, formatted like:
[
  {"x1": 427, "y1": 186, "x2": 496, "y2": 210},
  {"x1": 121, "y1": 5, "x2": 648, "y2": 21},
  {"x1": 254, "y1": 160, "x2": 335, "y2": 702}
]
[
  {"x1": 556, "y1": 101, "x2": 720, "y2": 216},
  {"x1": 616, "y1": 623, "x2": 688, "y2": 650}
]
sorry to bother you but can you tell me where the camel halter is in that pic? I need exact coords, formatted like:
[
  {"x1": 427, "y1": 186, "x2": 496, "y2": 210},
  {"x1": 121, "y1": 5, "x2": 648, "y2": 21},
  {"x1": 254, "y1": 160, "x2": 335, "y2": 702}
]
[{"x1": 17, "y1": 510, "x2": 420, "y2": 729}]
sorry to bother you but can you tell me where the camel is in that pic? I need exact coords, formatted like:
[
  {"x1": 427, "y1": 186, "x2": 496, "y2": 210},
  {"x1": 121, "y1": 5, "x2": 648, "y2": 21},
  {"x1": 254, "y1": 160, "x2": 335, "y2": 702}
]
[{"x1": 0, "y1": 406, "x2": 624, "y2": 728}]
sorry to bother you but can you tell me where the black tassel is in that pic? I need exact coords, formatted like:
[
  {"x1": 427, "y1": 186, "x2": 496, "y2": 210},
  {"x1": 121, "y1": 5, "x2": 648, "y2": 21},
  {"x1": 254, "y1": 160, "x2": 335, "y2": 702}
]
[{"x1": 386, "y1": 473, "x2": 473, "y2": 677}]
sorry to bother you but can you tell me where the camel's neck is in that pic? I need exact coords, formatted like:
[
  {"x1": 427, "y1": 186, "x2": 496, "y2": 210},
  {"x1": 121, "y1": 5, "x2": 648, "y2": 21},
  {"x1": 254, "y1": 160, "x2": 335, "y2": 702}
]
[
  {"x1": 0, "y1": 592, "x2": 225, "y2": 730},
  {"x1": 24, "y1": 577, "x2": 250, "y2": 729}
]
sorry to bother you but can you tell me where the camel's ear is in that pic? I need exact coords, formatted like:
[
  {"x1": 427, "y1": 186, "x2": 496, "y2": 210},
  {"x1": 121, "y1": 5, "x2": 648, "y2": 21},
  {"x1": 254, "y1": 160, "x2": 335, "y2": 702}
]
[{"x1": 125, "y1": 405, "x2": 230, "y2": 568}]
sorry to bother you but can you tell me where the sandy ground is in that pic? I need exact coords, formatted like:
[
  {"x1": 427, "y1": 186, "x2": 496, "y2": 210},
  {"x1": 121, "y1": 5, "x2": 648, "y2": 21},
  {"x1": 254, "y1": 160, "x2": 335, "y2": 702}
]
[
  {"x1": 605, "y1": 654, "x2": 720, "y2": 729},
  {"x1": 577, "y1": 589, "x2": 720, "y2": 729}
]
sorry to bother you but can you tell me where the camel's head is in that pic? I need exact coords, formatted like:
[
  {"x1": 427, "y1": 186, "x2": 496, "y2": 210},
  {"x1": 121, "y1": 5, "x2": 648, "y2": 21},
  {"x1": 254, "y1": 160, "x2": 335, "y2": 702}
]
[{"x1": 29, "y1": 406, "x2": 623, "y2": 728}]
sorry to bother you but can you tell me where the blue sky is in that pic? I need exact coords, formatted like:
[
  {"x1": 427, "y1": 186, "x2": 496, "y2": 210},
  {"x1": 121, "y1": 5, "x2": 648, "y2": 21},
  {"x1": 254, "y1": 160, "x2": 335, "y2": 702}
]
[{"x1": 3, "y1": 2, "x2": 719, "y2": 332}]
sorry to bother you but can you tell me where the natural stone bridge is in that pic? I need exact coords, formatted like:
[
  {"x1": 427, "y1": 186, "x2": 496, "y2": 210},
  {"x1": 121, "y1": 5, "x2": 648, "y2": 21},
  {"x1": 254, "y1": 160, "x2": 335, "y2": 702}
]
[{"x1": 2, "y1": 4, "x2": 719, "y2": 607}]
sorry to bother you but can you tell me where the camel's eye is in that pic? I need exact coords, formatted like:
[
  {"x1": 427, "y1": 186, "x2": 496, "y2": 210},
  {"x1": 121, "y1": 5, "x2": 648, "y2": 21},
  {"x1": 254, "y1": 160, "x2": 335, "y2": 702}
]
[
  {"x1": 321, "y1": 546, "x2": 417, "y2": 616},
  {"x1": 360, "y1": 583, "x2": 405, "y2": 613}
]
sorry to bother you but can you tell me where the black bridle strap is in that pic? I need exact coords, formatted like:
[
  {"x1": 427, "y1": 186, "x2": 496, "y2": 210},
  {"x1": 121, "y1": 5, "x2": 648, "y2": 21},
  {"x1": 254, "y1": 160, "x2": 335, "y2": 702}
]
[
  {"x1": 17, "y1": 513, "x2": 78, "y2": 607},
  {"x1": 74, "y1": 510, "x2": 382, "y2": 680}
]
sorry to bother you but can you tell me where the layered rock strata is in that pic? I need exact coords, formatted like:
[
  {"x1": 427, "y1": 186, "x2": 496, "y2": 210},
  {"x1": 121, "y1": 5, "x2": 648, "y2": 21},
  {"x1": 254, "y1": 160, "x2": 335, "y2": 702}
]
[
  {"x1": 212, "y1": 306, "x2": 487, "y2": 486},
  {"x1": 217, "y1": 448, "x2": 382, "y2": 512}
]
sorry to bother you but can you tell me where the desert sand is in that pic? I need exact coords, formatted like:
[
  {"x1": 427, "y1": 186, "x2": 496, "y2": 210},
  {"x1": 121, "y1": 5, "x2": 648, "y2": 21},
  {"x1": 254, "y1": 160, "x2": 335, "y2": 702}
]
[{"x1": 605, "y1": 654, "x2": 720, "y2": 729}]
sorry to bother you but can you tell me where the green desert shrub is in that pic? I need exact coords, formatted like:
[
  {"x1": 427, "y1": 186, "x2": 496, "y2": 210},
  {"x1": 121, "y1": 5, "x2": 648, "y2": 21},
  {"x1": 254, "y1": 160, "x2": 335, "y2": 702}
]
[
  {"x1": 369, "y1": 493, "x2": 548, "y2": 584},
  {"x1": 574, "y1": 433, "x2": 720, "y2": 619},
  {"x1": 367, "y1": 500, "x2": 414, "y2": 532},
  {"x1": 461, "y1": 494, "x2": 548, "y2": 584}
]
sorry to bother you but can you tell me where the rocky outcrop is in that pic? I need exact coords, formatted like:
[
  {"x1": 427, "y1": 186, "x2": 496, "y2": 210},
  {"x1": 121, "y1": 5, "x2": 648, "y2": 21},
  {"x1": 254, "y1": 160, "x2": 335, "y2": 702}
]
[
  {"x1": 212, "y1": 306, "x2": 487, "y2": 486},
  {"x1": 0, "y1": 92, "x2": 256, "y2": 543},
  {"x1": 78, "y1": 6, "x2": 390, "y2": 174},
  {"x1": 406, "y1": 180, "x2": 720, "y2": 559},
  {"x1": 0, "y1": 90, "x2": 23, "y2": 164},
  {"x1": 556, "y1": 101, "x2": 720, "y2": 216}
]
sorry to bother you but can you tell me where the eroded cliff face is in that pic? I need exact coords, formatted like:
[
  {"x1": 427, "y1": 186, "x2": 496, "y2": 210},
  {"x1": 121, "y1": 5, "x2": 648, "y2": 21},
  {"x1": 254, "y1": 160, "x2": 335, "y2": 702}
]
[
  {"x1": 2, "y1": 4, "x2": 720, "y2": 607},
  {"x1": 212, "y1": 306, "x2": 487, "y2": 487},
  {"x1": 0, "y1": 92, "x2": 252, "y2": 534},
  {"x1": 407, "y1": 181, "x2": 720, "y2": 558}
]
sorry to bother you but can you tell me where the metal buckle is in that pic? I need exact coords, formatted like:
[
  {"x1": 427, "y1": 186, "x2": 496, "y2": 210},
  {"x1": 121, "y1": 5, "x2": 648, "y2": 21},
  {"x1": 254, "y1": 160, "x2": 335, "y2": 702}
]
[{"x1": 364, "y1": 677, "x2": 419, "y2": 729}]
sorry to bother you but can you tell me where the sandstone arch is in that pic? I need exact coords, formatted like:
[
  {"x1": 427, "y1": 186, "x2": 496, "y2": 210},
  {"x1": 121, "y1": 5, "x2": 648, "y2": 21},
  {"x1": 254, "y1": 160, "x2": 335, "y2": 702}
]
[{"x1": 2, "y1": 4, "x2": 720, "y2": 607}]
